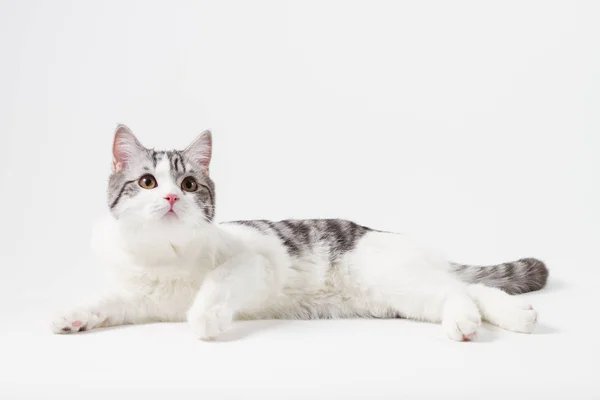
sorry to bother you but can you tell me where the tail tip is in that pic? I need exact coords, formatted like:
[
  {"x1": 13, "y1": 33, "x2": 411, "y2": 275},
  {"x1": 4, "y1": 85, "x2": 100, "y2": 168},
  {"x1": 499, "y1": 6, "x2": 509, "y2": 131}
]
[{"x1": 519, "y1": 257, "x2": 549, "y2": 290}]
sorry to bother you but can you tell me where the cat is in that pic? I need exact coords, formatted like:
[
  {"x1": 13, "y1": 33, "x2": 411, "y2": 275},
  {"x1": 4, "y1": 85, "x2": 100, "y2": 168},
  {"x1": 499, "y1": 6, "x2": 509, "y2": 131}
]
[{"x1": 51, "y1": 125, "x2": 548, "y2": 341}]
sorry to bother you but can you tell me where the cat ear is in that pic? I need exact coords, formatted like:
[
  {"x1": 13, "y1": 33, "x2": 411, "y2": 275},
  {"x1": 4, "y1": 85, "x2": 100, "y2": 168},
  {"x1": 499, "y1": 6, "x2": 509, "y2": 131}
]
[
  {"x1": 112, "y1": 124, "x2": 145, "y2": 172},
  {"x1": 183, "y1": 130, "x2": 212, "y2": 173}
]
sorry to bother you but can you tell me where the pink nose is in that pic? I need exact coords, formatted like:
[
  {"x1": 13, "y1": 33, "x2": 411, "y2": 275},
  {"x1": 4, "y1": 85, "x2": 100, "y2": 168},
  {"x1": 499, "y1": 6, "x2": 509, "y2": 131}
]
[{"x1": 164, "y1": 194, "x2": 179, "y2": 206}]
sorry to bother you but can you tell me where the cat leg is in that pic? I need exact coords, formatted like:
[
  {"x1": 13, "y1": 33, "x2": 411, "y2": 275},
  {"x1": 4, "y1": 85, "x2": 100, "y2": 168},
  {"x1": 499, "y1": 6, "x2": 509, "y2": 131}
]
[
  {"x1": 466, "y1": 284, "x2": 538, "y2": 333},
  {"x1": 187, "y1": 253, "x2": 275, "y2": 340},
  {"x1": 51, "y1": 291, "x2": 161, "y2": 334},
  {"x1": 383, "y1": 284, "x2": 482, "y2": 341}
]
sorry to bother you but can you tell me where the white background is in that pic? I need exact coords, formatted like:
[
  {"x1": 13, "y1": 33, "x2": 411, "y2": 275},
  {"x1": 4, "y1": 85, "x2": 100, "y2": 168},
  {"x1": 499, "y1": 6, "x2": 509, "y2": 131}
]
[{"x1": 1, "y1": 1, "x2": 599, "y2": 399}]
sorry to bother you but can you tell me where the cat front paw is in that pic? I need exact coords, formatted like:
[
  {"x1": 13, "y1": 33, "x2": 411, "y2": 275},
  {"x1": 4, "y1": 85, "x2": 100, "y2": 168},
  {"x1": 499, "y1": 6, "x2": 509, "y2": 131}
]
[
  {"x1": 187, "y1": 304, "x2": 233, "y2": 341},
  {"x1": 51, "y1": 308, "x2": 106, "y2": 334}
]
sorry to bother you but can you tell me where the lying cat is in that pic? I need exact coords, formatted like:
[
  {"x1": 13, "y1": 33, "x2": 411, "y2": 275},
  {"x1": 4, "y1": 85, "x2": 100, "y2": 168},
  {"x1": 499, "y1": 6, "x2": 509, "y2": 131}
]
[{"x1": 51, "y1": 125, "x2": 548, "y2": 341}]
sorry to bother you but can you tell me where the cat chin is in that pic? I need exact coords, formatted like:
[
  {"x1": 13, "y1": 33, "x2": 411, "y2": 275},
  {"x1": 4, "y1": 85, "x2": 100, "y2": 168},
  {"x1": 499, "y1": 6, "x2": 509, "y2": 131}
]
[
  {"x1": 92, "y1": 215, "x2": 210, "y2": 262},
  {"x1": 92, "y1": 211, "x2": 214, "y2": 257},
  {"x1": 123, "y1": 216, "x2": 209, "y2": 232}
]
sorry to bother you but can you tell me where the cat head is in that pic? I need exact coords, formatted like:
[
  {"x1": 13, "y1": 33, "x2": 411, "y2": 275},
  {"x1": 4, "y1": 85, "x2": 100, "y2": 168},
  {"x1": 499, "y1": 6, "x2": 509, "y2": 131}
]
[{"x1": 107, "y1": 125, "x2": 215, "y2": 227}]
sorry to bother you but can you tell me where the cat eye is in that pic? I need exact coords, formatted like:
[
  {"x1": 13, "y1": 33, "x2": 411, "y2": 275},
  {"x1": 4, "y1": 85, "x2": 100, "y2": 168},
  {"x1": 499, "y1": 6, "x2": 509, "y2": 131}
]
[
  {"x1": 138, "y1": 174, "x2": 157, "y2": 189},
  {"x1": 181, "y1": 176, "x2": 198, "y2": 192}
]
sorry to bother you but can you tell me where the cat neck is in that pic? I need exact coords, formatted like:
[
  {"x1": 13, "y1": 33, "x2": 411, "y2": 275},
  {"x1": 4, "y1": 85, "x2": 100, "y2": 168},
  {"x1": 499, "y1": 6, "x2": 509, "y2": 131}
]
[{"x1": 92, "y1": 213, "x2": 234, "y2": 270}]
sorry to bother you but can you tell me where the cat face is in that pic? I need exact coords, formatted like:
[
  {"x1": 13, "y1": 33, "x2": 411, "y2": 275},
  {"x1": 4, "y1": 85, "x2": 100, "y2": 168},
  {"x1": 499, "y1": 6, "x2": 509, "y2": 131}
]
[{"x1": 107, "y1": 125, "x2": 215, "y2": 227}]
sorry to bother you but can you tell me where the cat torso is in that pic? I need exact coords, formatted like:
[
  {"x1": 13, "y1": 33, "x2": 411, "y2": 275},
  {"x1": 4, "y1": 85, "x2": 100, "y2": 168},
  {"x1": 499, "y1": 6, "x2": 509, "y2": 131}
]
[{"x1": 92, "y1": 214, "x2": 451, "y2": 322}]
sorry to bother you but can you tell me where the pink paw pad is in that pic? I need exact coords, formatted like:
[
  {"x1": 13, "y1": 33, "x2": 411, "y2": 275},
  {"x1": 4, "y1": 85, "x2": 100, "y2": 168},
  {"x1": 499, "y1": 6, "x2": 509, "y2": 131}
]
[
  {"x1": 528, "y1": 306, "x2": 534, "y2": 310},
  {"x1": 462, "y1": 333, "x2": 476, "y2": 342},
  {"x1": 72, "y1": 320, "x2": 82, "y2": 327}
]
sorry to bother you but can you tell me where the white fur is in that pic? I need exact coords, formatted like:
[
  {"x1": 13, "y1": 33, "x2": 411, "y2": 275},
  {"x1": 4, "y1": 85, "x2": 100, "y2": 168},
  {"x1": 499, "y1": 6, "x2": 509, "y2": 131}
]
[{"x1": 52, "y1": 215, "x2": 538, "y2": 341}]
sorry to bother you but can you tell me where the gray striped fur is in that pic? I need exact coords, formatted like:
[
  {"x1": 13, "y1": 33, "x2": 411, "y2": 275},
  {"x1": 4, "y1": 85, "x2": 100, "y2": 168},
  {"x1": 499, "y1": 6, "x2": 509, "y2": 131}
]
[
  {"x1": 108, "y1": 148, "x2": 216, "y2": 222},
  {"x1": 451, "y1": 258, "x2": 549, "y2": 294},
  {"x1": 226, "y1": 219, "x2": 372, "y2": 261}
]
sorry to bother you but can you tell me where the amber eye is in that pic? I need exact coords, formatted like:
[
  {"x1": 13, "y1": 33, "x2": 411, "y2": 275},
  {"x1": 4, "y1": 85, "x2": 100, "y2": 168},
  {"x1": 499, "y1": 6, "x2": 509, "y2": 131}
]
[
  {"x1": 138, "y1": 174, "x2": 157, "y2": 189},
  {"x1": 181, "y1": 176, "x2": 198, "y2": 192}
]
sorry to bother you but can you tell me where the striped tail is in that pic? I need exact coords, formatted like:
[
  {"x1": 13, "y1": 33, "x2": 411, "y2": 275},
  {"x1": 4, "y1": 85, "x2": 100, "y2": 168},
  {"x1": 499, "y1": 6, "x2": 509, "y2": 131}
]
[{"x1": 451, "y1": 258, "x2": 549, "y2": 294}]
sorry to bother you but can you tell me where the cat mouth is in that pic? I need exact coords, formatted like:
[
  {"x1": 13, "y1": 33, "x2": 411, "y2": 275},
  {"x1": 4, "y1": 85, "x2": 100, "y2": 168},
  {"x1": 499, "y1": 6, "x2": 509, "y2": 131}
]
[{"x1": 164, "y1": 209, "x2": 178, "y2": 218}]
